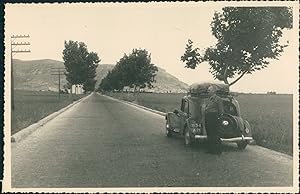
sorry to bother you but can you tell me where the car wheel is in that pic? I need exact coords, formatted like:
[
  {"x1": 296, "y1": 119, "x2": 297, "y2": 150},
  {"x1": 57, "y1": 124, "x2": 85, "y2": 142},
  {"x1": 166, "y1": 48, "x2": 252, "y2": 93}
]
[
  {"x1": 184, "y1": 129, "x2": 194, "y2": 146},
  {"x1": 237, "y1": 141, "x2": 248, "y2": 150}
]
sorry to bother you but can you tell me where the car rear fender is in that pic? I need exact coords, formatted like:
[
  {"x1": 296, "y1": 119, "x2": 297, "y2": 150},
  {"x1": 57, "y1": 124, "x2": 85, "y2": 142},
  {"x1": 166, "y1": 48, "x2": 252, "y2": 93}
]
[
  {"x1": 235, "y1": 116, "x2": 252, "y2": 136},
  {"x1": 166, "y1": 112, "x2": 181, "y2": 130},
  {"x1": 243, "y1": 119, "x2": 252, "y2": 137}
]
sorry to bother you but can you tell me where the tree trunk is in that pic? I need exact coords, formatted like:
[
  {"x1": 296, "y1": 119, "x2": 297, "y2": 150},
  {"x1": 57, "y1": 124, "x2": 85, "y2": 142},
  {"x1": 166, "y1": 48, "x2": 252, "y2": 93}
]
[
  {"x1": 120, "y1": 89, "x2": 124, "y2": 100},
  {"x1": 222, "y1": 63, "x2": 230, "y2": 85},
  {"x1": 229, "y1": 70, "x2": 248, "y2": 86},
  {"x1": 134, "y1": 86, "x2": 140, "y2": 102},
  {"x1": 137, "y1": 87, "x2": 140, "y2": 96},
  {"x1": 223, "y1": 78, "x2": 229, "y2": 85},
  {"x1": 69, "y1": 85, "x2": 73, "y2": 100},
  {"x1": 133, "y1": 85, "x2": 137, "y2": 96}
]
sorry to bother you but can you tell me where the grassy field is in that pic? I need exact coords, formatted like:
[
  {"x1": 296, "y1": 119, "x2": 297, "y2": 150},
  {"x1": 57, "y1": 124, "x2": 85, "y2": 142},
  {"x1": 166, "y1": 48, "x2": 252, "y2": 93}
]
[
  {"x1": 107, "y1": 92, "x2": 293, "y2": 155},
  {"x1": 12, "y1": 90, "x2": 86, "y2": 134}
]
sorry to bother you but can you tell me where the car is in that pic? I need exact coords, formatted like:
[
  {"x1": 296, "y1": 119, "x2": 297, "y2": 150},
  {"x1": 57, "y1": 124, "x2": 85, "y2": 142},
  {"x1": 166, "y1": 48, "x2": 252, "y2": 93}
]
[{"x1": 165, "y1": 82, "x2": 253, "y2": 149}]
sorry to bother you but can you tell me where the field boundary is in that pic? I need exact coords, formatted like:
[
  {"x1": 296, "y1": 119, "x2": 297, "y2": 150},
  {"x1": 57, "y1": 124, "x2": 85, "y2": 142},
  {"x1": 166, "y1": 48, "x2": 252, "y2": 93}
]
[{"x1": 11, "y1": 93, "x2": 92, "y2": 143}]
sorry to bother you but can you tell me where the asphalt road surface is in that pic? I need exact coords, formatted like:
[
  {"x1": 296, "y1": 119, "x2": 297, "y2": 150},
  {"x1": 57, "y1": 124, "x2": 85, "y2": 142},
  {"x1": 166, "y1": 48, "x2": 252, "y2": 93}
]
[{"x1": 11, "y1": 93, "x2": 293, "y2": 188}]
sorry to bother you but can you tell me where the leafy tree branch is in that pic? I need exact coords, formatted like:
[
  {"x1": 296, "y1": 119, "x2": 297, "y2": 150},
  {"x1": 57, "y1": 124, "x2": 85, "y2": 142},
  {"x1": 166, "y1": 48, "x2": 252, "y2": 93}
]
[{"x1": 181, "y1": 7, "x2": 293, "y2": 86}]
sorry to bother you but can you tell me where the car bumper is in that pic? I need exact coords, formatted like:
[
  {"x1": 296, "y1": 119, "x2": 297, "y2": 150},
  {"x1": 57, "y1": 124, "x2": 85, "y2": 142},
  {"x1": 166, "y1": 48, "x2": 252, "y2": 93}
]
[{"x1": 194, "y1": 135, "x2": 253, "y2": 142}]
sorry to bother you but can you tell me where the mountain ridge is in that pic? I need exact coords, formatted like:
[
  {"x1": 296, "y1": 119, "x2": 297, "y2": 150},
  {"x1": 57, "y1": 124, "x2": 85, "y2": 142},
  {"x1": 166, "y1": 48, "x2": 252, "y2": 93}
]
[{"x1": 13, "y1": 59, "x2": 188, "y2": 93}]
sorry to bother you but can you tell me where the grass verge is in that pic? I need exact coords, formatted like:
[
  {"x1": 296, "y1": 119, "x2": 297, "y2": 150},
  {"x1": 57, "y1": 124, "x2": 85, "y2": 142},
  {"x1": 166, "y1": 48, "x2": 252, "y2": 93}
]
[
  {"x1": 12, "y1": 90, "x2": 86, "y2": 135},
  {"x1": 107, "y1": 92, "x2": 293, "y2": 156}
]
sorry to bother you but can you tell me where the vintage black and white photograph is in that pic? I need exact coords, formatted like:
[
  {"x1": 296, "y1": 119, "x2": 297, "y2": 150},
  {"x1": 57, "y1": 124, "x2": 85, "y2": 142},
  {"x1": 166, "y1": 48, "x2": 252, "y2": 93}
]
[{"x1": 2, "y1": 1, "x2": 299, "y2": 193}]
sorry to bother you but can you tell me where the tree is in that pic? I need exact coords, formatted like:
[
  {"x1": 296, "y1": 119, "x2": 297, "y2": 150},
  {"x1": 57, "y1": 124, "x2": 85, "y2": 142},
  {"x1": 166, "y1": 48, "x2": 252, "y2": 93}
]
[
  {"x1": 99, "y1": 49, "x2": 158, "y2": 95},
  {"x1": 98, "y1": 71, "x2": 113, "y2": 92},
  {"x1": 181, "y1": 7, "x2": 293, "y2": 86},
  {"x1": 181, "y1": 39, "x2": 201, "y2": 69},
  {"x1": 127, "y1": 49, "x2": 158, "y2": 93},
  {"x1": 63, "y1": 40, "x2": 100, "y2": 92}
]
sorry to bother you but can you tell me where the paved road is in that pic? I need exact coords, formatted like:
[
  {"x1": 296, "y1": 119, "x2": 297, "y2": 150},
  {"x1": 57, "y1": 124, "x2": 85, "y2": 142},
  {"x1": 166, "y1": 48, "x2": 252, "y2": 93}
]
[{"x1": 11, "y1": 93, "x2": 293, "y2": 188}]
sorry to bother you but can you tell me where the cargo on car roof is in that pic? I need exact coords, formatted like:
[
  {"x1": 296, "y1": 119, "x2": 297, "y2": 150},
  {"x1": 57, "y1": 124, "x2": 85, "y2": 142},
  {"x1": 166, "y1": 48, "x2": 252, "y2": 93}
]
[{"x1": 188, "y1": 82, "x2": 230, "y2": 96}]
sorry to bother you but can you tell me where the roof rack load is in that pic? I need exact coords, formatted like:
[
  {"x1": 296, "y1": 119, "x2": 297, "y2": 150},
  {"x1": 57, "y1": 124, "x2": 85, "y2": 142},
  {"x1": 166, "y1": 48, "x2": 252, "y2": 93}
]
[{"x1": 188, "y1": 82, "x2": 230, "y2": 97}]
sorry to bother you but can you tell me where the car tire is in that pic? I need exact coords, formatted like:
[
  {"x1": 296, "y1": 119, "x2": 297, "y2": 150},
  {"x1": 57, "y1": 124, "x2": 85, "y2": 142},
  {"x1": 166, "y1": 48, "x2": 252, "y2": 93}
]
[
  {"x1": 237, "y1": 141, "x2": 248, "y2": 150},
  {"x1": 184, "y1": 129, "x2": 194, "y2": 146}
]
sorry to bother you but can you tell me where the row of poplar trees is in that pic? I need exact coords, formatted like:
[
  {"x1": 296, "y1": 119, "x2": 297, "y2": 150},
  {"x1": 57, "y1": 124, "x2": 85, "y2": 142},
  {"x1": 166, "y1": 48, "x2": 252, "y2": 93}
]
[{"x1": 98, "y1": 49, "x2": 158, "y2": 94}]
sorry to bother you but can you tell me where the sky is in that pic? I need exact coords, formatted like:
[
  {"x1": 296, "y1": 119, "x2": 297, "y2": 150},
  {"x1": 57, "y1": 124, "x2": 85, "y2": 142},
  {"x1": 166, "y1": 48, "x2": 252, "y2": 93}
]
[{"x1": 4, "y1": 2, "x2": 299, "y2": 94}]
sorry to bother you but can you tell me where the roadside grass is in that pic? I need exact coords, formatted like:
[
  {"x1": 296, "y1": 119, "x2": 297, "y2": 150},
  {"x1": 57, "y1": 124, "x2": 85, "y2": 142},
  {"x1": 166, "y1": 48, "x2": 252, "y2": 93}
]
[
  {"x1": 237, "y1": 94, "x2": 293, "y2": 155},
  {"x1": 12, "y1": 90, "x2": 86, "y2": 134},
  {"x1": 107, "y1": 92, "x2": 293, "y2": 155}
]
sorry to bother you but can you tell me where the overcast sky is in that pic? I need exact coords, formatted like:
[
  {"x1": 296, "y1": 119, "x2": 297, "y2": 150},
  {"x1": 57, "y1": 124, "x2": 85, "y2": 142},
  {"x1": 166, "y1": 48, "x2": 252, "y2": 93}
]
[{"x1": 5, "y1": 2, "x2": 299, "y2": 93}]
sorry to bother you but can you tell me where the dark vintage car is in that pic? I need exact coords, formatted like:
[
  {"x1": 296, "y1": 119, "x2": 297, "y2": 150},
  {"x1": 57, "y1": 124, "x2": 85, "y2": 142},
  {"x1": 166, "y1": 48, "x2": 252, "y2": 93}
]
[{"x1": 165, "y1": 82, "x2": 253, "y2": 149}]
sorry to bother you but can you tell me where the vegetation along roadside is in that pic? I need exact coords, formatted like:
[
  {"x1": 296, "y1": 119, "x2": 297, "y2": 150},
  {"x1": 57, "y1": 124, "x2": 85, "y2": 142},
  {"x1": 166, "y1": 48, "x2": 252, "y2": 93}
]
[{"x1": 11, "y1": 90, "x2": 86, "y2": 135}]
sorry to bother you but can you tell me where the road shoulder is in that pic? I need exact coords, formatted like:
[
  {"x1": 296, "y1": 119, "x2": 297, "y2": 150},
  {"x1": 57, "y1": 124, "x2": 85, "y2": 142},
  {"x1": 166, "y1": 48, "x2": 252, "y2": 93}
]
[{"x1": 11, "y1": 93, "x2": 92, "y2": 143}]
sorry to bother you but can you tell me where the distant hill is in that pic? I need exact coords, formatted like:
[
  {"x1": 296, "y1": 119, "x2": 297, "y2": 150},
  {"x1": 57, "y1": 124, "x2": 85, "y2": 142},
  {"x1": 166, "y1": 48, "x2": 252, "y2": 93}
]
[
  {"x1": 94, "y1": 64, "x2": 115, "y2": 90},
  {"x1": 154, "y1": 67, "x2": 188, "y2": 93},
  {"x1": 13, "y1": 59, "x2": 66, "y2": 91},
  {"x1": 13, "y1": 59, "x2": 189, "y2": 93}
]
